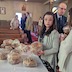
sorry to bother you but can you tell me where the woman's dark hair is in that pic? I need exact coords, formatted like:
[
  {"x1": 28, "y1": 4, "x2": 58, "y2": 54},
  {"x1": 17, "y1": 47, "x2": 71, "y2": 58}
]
[
  {"x1": 68, "y1": 8, "x2": 72, "y2": 26},
  {"x1": 39, "y1": 12, "x2": 56, "y2": 38}
]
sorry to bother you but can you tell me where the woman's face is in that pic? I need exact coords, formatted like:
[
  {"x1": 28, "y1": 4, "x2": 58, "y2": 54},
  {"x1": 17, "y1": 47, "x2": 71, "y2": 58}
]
[{"x1": 44, "y1": 15, "x2": 53, "y2": 28}]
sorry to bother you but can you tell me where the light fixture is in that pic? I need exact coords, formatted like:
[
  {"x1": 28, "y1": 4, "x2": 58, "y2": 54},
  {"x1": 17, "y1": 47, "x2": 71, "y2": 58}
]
[
  {"x1": 25, "y1": 0, "x2": 28, "y2": 2},
  {"x1": 54, "y1": 0, "x2": 56, "y2": 1}
]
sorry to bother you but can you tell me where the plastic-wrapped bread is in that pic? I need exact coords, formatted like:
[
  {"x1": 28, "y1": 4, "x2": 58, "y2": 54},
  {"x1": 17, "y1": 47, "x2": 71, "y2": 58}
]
[
  {"x1": 0, "y1": 44, "x2": 5, "y2": 48},
  {"x1": 7, "y1": 49, "x2": 21, "y2": 64},
  {"x1": 23, "y1": 57, "x2": 37, "y2": 67},
  {"x1": 3, "y1": 39, "x2": 13, "y2": 46},
  {"x1": 22, "y1": 45, "x2": 30, "y2": 53},
  {"x1": 30, "y1": 41, "x2": 42, "y2": 54},
  {"x1": 0, "y1": 49, "x2": 10, "y2": 60},
  {"x1": 5, "y1": 46, "x2": 13, "y2": 51},
  {"x1": 16, "y1": 43, "x2": 30, "y2": 53},
  {"x1": 11, "y1": 39, "x2": 20, "y2": 48}
]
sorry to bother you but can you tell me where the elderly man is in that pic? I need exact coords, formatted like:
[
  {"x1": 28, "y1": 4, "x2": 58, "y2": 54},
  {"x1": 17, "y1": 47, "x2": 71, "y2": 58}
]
[{"x1": 55, "y1": 2, "x2": 67, "y2": 33}]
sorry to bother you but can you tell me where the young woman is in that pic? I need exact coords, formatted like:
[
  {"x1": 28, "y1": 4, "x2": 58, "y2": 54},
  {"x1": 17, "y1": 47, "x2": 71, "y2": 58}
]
[{"x1": 38, "y1": 12, "x2": 59, "y2": 71}]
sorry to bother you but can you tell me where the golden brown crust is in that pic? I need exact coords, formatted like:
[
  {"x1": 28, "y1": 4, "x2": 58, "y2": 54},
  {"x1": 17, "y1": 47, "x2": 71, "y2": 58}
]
[
  {"x1": 30, "y1": 42, "x2": 42, "y2": 54},
  {"x1": 31, "y1": 41, "x2": 42, "y2": 49}
]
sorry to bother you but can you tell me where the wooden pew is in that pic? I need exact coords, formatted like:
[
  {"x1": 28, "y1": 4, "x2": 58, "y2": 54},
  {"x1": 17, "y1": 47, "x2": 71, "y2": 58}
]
[
  {"x1": 0, "y1": 28, "x2": 21, "y2": 34},
  {"x1": 0, "y1": 28, "x2": 20, "y2": 31},
  {"x1": 0, "y1": 30, "x2": 20, "y2": 34},
  {"x1": 0, "y1": 34, "x2": 21, "y2": 38},
  {"x1": 0, "y1": 28, "x2": 23, "y2": 45},
  {"x1": 0, "y1": 31, "x2": 19, "y2": 34}
]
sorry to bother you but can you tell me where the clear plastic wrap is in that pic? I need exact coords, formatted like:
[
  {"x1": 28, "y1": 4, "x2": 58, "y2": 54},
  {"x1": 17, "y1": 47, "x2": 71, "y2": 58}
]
[
  {"x1": 3, "y1": 39, "x2": 13, "y2": 46},
  {"x1": 0, "y1": 49, "x2": 10, "y2": 60},
  {"x1": 11, "y1": 39, "x2": 20, "y2": 48},
  {"x1": 16, "y1": 43, "x2": 30, "y2": 53},
  {"x1": 5, "y1": 46, "x2": 13, "y2": 51},
  {"x1": 30, "y1": 41, "x2": 42, "y2": 54},
  {"x1": 23, "y1": 56, "x2": 37, "y2": 67},
  {"x1": 0, "y1": 44, "x2": 5, "y2": 48},
  {"x1": 7, "y1": 49, "x2": 21, "y2": 64}
]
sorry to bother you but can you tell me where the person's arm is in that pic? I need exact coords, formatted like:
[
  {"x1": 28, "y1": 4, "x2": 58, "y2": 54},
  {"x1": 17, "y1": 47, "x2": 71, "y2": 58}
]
[
  {"x1": 10, "y1": 18, "x2": 14, "y2": 29},
  {"x1": 10, "y1": 18, "x2": 14, "y2": 27},
  {"x1": 43, "y1": 31, "x2": 59, "y2": 56}
]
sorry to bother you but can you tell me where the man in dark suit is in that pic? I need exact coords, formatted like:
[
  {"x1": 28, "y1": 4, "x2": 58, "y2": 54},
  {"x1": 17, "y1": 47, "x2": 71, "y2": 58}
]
[{"x1": 55, "y1": 2, "x2": 67, "y2": 33}]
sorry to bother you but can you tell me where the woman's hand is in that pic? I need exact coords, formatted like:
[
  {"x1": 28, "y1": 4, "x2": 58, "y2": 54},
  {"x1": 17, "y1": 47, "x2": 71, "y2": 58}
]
[{"x1": 37, "y1": 50, "x2": 44, "y2": 56}]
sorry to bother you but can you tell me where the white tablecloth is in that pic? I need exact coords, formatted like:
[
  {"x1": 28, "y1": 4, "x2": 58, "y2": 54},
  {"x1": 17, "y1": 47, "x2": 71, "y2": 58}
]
[{"x1": 0, "y1": 55, "x2": 48, "y2": 72}]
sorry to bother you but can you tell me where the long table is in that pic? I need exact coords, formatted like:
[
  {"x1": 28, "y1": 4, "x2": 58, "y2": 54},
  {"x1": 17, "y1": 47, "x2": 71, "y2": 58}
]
[{"x1": 0, "y1": 54, "x2": 48, "y2": 72}]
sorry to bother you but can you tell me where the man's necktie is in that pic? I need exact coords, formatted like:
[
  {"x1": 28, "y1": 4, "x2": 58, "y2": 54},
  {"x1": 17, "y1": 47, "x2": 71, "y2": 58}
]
[
  {"x1": 58, "y1": 17, "x2": 63, "y2": 33},
  {"x1": 58, "y1": 17, "x2": 61, "y2": 24}
]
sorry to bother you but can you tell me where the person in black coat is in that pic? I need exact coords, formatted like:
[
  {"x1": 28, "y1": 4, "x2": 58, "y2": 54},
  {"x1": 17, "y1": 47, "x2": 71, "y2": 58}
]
[
  {"x1": 55, "y1": 2, "x2": 67, "y2": 33},
  {"x1": 21, "y1": 13, "x2": 27, "y2": 30}
]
